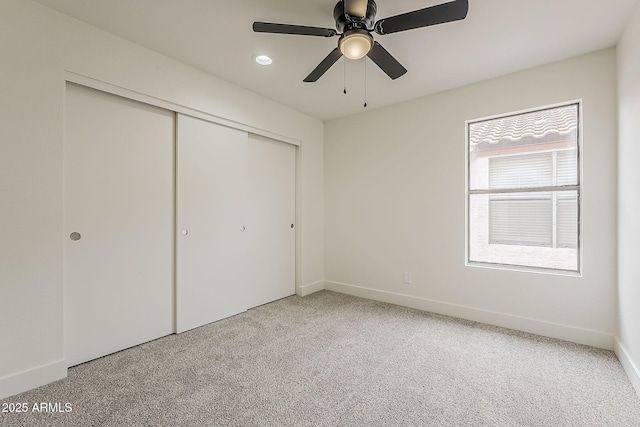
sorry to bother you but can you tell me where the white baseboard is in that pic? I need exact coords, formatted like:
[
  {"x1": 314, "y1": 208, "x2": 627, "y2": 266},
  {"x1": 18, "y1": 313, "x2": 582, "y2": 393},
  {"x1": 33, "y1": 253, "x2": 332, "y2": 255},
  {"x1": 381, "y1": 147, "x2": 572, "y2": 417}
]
[
  {"x1": 0, "y1": 359, "x2": 67, "y2": 400},
  {"x1": 324, "y1": 280, "x2": 614, "y2": 350},
  {"x1": 297, "y1": 280, "x2": 326, "y2": 297},
  {"x1": 614, "y1": 338, "x2": 640, "y2": 399}
]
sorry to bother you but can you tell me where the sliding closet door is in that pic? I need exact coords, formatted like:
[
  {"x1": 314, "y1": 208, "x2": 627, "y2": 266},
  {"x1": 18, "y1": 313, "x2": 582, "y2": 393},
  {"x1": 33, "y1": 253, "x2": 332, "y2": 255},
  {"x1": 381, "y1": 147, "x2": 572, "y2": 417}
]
[
  {"x1": 64, "y1": 83, "x2": 174, "y2": 367},
  {"x1": 247, "y1": 134, "x2": 296, "y2": 308},
  {"x1": 176, "y1": 114, "x2": 248, "y2": 333}
]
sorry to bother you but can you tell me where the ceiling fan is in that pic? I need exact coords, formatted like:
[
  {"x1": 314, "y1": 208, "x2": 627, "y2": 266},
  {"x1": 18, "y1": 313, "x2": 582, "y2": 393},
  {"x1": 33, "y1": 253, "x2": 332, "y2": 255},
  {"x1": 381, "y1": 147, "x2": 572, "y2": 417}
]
[{"x1": 253, "y1": 0, "x2": 469, "y2": 82}]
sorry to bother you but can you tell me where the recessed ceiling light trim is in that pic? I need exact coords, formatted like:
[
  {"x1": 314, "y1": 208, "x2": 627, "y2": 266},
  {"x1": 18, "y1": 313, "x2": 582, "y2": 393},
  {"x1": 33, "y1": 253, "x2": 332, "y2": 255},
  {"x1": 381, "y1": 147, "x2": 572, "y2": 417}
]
[{"x1": 254, "y1": 54, "x2": 273, "y2": 66}]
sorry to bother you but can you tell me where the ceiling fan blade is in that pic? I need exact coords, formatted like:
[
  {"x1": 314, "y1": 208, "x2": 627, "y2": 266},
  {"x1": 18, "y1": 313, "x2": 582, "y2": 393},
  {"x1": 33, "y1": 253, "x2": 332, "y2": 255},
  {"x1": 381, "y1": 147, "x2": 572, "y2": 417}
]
[
  {"x1": 374, "y1": 0, "x2": 468, "y2": 35},
  {"x1": 344, "y1": 0, "x2": 368, "y2": 19},
  {"x1": 303, "y1": 48, "x2": 343, "y2": 82},
  {"x1": 366, "y1": 42, "x2": 407, "y2": 80},
  {"x1": 253, "y1": 22, "x2": 337, "y2": 37}
]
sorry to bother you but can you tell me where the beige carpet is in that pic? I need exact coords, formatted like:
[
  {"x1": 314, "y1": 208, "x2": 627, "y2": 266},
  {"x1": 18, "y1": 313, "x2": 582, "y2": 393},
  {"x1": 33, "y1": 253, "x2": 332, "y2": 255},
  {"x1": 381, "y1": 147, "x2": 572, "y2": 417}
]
[{"x1": 1, "y1": 290, "x2": 639, "y2": 426}]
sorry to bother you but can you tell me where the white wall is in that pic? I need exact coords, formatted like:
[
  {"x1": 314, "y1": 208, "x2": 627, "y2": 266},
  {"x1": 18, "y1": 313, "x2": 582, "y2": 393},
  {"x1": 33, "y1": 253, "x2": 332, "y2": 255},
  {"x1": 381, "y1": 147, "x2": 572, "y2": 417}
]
[
  {"x1": 0, "y1": 0, "x2": 324, "y2": 398},
  {"x1": 617, "y1": 0, "x2": 640, "y2": 397},
  {"x1": 324, "y1": 49, "x2": 618, "y2": 349}
]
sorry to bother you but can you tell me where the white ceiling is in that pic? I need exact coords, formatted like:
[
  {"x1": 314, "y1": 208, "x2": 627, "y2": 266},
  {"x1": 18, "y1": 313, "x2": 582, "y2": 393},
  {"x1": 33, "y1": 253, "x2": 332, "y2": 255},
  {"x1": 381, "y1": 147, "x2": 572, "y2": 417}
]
[{"x1": 34, "y1": 0, "x2": 638, "y2": 121}]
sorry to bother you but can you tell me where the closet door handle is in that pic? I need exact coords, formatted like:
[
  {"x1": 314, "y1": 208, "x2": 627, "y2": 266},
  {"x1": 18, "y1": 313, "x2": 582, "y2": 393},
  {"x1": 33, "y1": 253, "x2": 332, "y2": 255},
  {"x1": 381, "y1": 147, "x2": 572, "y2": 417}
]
[{"x1": 70, "y1": 232, "x2": 82, "y2": 241}]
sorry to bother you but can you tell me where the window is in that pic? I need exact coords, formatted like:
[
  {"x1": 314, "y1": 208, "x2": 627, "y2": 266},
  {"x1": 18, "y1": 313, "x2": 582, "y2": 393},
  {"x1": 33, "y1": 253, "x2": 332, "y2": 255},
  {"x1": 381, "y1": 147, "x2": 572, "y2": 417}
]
[{"x1": 466, "y1": 103, "x2": 580, "y2": 273}]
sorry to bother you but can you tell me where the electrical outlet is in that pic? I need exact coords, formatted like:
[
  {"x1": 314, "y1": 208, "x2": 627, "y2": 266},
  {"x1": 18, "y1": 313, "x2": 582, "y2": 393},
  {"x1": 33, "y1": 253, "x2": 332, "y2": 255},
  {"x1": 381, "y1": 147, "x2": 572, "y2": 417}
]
[{"x1": 403, "y1": 272, "x2": 412, "y2": 284}]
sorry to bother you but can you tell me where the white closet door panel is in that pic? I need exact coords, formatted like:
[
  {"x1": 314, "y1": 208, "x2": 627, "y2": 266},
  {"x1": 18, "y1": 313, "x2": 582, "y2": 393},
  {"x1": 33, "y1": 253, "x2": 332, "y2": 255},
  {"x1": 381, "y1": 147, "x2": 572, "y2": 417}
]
[
  {"x1": 247, "y1": 134, "x2": 296, "y2": 308},
  {"x1": 64, "y1": 83, "x2": 174, "y2": 367},
  {"x1": 176, "y1": 114, "x2": 248, "y2": 333}
]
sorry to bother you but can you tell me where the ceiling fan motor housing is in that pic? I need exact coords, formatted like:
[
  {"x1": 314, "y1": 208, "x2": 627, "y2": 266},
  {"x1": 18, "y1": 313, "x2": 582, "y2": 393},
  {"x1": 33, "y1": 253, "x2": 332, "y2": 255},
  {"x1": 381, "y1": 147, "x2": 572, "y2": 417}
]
[{"x1": 334, "y1": 0, "x2": 377, "y2": 33}]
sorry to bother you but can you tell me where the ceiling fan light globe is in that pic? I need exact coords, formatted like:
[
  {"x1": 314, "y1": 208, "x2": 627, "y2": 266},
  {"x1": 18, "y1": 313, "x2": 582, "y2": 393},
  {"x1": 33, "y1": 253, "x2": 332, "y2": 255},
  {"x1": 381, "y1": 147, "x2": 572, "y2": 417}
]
[{"x1": 339, "y1": 30, "x2": 373, "y2": 60}]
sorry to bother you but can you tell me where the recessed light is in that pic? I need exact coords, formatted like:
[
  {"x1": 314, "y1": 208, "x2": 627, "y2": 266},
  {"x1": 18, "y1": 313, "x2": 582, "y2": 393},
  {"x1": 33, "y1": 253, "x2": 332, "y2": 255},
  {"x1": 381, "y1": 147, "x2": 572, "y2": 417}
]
[{"x1": 254, "y1": 55, "x2": 273, "y2": 66}]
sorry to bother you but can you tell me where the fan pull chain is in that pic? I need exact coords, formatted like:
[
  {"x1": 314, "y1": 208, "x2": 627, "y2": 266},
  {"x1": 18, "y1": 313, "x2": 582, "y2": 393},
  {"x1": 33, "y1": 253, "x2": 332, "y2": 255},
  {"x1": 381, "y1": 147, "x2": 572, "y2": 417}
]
[
  {"x1": 343, "y1": 57, "x2": 347, "y2": 94},
  {"x1": 364, "y1": 58, "x2": 368, "y2": 108}
]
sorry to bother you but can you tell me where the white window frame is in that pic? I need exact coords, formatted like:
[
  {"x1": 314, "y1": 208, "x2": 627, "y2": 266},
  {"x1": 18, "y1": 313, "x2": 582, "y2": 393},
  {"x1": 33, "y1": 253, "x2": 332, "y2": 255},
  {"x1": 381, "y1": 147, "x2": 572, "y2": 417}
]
[{"x1": 465, "y1": 101, "x2": 582, "y2": 275}]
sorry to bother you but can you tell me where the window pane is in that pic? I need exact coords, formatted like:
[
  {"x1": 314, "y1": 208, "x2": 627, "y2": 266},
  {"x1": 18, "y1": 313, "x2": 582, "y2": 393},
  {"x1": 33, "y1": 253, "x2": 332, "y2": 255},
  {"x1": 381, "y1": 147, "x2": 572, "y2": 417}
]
[
  {"x1": 469, "y1": 104, "x2": 578, "y2": 191},
  {"x1": 470, "y1": 194, "x2": 578, "y2": 271}
]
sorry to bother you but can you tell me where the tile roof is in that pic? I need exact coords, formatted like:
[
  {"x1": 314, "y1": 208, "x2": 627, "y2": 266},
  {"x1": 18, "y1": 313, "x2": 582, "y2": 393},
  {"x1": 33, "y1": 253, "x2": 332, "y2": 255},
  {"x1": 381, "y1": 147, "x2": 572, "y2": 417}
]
[{"x1": 469, "y1": 104, "x2": 578, "y2": 147}]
